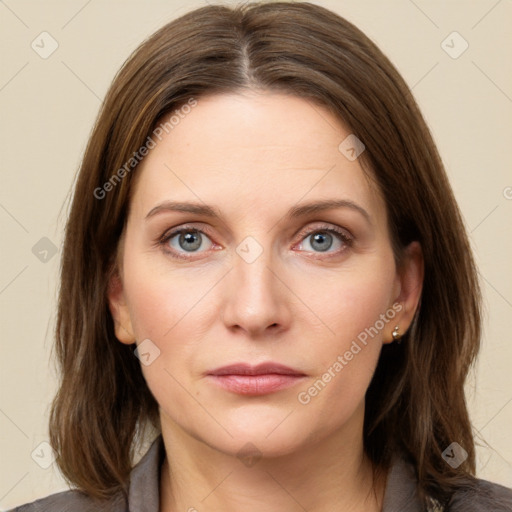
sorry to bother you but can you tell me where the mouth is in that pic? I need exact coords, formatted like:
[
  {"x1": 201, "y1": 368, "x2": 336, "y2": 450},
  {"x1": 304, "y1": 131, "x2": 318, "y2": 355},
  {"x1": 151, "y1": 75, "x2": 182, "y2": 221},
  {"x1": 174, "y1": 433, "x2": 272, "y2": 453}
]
[{"x1": 206, "y1": 362, "x2": 307, "y2": 395}]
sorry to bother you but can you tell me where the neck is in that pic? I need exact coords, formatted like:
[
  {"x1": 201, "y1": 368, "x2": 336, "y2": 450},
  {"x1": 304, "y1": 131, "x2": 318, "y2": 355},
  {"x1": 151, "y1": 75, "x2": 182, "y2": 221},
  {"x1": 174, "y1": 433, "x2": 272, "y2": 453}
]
[{"x1": 159, "y1": 407, "x2": 386, "y2": 512}]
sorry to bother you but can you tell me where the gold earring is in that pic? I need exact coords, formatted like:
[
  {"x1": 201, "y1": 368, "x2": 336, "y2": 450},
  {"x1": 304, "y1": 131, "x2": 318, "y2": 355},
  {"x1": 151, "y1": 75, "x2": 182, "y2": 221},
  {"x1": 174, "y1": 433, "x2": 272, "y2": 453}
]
[{"x1": 392, "y1": 326, "x2": 402, "y2": 343}]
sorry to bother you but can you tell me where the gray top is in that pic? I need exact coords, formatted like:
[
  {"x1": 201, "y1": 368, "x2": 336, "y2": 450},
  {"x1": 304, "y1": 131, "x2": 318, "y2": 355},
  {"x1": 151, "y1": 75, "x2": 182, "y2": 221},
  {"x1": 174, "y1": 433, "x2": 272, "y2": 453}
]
[{"x1": 10, "y1": 435, "x2": 512, "y2": 511}]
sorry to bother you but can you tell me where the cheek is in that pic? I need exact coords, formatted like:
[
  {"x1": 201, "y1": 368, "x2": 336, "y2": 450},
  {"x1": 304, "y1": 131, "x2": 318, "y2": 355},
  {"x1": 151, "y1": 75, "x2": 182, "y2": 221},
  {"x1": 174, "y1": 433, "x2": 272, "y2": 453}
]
[
  {"x1": 298, "y1": 257, "x2": 396, "y2": 351},
  {"x1": 122, "y1": 243, "x2": 210, "y2": 341},
  {"x1": 326, "y1": 278, "x2": 394, "y2": 345},
  {"x1": 121, "y1": 249, "x2": 222, "y2": 391},
  {"x1": 121, "y1": 258, "x2": 205, "y2": 414},
  {"x1": 292, "y1": 258, "x2": 396, "y2": 421}
]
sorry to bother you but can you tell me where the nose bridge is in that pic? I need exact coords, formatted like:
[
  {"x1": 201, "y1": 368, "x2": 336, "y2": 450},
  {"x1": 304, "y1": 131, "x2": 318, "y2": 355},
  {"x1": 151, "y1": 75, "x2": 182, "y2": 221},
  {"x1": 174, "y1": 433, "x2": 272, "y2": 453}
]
[
  {"x1": 234, "y1": 233, "x2": 278, "y2": 303},
  {"x1": 222, "y1": 232, "x2": 288, "y2": 334}
]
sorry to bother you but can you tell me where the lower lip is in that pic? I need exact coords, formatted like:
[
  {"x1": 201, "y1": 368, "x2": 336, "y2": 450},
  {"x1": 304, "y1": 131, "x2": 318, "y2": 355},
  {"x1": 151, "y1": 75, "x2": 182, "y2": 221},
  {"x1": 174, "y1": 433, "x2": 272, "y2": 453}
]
[{"x1": 207, "y1": 374, "x2": 306, "y2": 395}]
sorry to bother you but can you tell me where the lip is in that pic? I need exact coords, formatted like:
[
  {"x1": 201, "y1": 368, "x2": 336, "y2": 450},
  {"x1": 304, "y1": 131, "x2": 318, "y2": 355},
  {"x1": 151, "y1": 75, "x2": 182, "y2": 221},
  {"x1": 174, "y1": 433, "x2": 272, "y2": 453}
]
[
  {"x1": 207, "y1": 362, "x2": 305, "y2": 376},
  {"x1": 206, "y1": 362, "x2": 307, "y2": 395}
]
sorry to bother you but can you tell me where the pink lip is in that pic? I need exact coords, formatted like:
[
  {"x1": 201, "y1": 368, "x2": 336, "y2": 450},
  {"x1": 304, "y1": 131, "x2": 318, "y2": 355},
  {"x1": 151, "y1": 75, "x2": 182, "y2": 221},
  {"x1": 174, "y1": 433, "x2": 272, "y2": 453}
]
[{"x1": 206, "y1": 362, "x2": 306, "y2": 395}]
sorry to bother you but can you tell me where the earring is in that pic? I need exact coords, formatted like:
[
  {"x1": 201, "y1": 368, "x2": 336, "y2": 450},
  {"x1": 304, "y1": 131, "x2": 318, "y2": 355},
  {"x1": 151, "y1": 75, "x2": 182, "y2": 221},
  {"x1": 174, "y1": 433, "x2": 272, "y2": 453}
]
[{"x1": 392, "y1": 326, "x2": 402, "y2": 343}]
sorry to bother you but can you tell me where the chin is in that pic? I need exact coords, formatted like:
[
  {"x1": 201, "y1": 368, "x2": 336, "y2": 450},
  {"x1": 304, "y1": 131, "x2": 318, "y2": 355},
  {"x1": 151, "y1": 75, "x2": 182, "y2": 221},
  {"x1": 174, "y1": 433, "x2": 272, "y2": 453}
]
[
  {"x1": 207, "y1": 428, "x2": 307, "y2": 461},
  {"x1": 195, "y1": 405, "x2": 327, "y2": 459}
]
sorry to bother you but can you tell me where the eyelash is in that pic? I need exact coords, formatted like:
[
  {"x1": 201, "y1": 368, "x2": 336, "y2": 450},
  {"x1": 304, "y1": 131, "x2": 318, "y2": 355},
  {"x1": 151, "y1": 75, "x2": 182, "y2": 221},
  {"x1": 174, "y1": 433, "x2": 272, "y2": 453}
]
[{"x1": 157, "y1": 223, "x2": 353, "y2": 261}]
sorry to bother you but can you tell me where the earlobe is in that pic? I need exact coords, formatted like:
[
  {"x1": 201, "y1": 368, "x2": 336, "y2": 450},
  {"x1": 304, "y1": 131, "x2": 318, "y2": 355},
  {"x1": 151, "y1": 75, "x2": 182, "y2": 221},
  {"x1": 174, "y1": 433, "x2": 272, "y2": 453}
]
[{"x1": 107, "y1": 270, "x2": 136, "y2": 345}]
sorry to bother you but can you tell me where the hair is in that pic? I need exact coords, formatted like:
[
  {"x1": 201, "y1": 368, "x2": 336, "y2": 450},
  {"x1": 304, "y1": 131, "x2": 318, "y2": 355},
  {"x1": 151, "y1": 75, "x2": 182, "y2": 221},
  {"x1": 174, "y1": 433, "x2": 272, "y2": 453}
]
[{"x1": 49, "y1": 1, "x2": 484, "y2": 509}]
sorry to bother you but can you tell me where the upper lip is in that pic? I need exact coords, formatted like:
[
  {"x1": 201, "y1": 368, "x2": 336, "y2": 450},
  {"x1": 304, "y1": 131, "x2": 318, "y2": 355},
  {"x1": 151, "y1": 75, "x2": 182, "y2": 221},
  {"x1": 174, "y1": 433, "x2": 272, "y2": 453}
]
[{"x1": 207, "y1": 362, "x2": 306, "y2": 376}]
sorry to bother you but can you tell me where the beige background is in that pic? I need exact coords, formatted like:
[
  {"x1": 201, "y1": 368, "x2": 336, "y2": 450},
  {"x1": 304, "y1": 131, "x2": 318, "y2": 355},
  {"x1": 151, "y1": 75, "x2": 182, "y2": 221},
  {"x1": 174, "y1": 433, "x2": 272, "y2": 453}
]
[{"x1": 1, "y1": 0, "x2": 511, "y2": 508}]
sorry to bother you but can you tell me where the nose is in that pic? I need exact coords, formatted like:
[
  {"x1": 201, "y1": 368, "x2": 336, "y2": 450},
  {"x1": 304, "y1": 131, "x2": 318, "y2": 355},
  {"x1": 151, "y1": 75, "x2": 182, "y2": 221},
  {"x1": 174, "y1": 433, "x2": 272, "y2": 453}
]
[{"x1": 221, "y1": 240, "x2": 292, "y2": 338}]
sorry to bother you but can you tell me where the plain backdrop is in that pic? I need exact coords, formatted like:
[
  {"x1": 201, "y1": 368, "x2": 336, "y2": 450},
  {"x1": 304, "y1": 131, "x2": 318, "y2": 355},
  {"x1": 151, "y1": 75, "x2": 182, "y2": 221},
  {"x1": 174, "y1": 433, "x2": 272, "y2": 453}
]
[{"x1": 1, "y1": 0, "x2": 511, "y2": 508}]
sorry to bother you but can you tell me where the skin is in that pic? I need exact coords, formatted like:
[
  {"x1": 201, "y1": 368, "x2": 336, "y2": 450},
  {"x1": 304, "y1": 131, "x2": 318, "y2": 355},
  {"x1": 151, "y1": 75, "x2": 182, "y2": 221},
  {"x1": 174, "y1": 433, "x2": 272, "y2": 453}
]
[{"x1": 108, "y1": 91, "x2": 423, "y2": 512}]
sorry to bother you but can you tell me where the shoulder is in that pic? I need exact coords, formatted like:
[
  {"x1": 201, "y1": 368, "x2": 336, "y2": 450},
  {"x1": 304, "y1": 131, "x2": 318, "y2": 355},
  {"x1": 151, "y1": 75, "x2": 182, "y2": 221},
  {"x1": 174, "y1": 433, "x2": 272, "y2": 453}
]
[
  {"x1": 8, "y1": 489, "x2": 126, "y2": 512},
  {"x1": 8, "y1": 435, "x2": 163, "y2": 512},
  {"x1": 383, "y1": 456, "x2": 512, "y2": 512},
  {"x1": 448, "y1": 477, "x2": 512, "y2": 511}
]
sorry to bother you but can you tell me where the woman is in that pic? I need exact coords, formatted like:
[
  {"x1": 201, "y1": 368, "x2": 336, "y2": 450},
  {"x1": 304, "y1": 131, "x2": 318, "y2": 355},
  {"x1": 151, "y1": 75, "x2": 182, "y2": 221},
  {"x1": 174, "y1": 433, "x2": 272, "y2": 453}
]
[{"x1": 12, "y1": 2, "x2": 512, "y2": 511}]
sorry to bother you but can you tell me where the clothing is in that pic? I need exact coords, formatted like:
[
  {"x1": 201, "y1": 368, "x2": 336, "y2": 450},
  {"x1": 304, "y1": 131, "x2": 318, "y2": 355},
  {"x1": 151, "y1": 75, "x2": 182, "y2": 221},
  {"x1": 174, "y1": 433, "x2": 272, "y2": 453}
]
[{"x1": 10, "y1": 435, "x2": 512, "y2": 511}]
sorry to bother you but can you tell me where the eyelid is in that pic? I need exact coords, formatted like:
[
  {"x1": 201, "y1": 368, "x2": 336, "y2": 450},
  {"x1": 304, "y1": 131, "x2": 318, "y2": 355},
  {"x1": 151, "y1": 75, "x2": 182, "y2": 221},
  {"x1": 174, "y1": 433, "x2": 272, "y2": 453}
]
[
  {"x1": 158, "y1": 223, "x2": 216, "y2": 244},
  {"x1": 294, "y1": 222, "x2": 353, "y2": 242}
]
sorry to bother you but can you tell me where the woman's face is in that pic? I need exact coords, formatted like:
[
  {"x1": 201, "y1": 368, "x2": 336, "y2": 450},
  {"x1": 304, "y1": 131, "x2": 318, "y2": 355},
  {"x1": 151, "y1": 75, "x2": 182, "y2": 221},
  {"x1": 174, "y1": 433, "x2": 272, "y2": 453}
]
[{"x1": 109, "y1": 91, "x2": 421, "y2": 458}]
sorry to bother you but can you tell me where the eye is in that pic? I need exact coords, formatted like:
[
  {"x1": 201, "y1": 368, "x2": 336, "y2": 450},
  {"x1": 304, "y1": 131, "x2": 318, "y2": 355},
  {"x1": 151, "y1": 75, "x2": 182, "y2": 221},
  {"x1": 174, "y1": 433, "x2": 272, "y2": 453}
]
[
  {"x1": 158, "y1": 223, "x2": 353, "y2": 260},
  {"x1": 295, "y1": 225, "x2": 353, "y2": 257},
  {"x1": 159, "y1": 226, "x2": 215, "y2": 260}
]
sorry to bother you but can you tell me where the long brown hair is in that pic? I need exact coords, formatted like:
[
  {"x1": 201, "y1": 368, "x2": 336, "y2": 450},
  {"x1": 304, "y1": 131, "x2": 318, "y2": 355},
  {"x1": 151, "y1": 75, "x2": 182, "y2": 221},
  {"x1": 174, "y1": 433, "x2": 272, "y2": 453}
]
[{"x1": 50, "y1": 2, "x2": 483, "y2": 508}]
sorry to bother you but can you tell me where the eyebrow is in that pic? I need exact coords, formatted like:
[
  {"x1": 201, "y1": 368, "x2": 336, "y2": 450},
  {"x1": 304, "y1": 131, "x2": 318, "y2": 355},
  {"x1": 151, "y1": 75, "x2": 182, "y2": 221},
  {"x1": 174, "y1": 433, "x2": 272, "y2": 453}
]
[{"x1": 145, "y1": 198, "x2": 371, "y2": 224}]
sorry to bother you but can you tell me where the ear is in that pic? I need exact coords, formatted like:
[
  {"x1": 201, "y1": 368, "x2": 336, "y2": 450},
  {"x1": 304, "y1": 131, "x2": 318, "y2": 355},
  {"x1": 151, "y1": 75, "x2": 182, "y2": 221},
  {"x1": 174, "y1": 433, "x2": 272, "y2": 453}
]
[
  {"x1": 107, "y1": 269, "x2": 136, "y2": 345},
  {"x1": 384, "y1": 241, "x2": 424, "y2": 344}
]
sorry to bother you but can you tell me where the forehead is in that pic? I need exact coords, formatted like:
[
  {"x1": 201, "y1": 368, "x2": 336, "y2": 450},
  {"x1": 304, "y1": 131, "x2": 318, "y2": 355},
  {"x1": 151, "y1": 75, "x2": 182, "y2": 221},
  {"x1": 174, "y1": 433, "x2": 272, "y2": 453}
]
[{"x1": 131, "y1": 91, "x2": 386, "y2": 224}]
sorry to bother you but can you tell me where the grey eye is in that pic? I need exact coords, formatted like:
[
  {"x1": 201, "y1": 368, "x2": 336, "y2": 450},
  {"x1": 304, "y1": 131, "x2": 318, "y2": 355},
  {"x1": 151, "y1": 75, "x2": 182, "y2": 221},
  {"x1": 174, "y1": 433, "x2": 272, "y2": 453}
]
[
  {"x1": 168, "y1": 230, "x2": 212, "y2": 253},
  {"x1": 308, "y1": 232, "x2": 334, "y2": 252}
]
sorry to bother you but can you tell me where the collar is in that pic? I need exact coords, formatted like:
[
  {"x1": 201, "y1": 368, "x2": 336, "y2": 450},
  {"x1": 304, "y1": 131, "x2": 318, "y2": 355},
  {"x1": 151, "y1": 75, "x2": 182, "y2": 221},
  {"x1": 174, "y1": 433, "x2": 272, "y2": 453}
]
[{"x1": 127, "y1": 435, "x2": 423, "y2": 511}]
